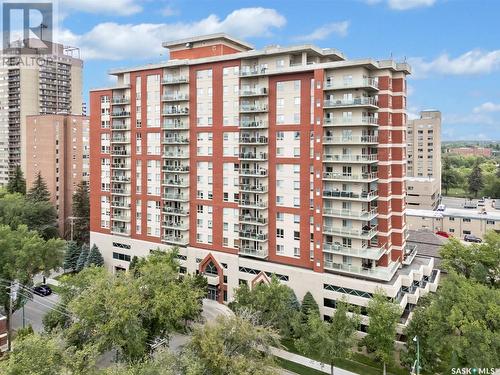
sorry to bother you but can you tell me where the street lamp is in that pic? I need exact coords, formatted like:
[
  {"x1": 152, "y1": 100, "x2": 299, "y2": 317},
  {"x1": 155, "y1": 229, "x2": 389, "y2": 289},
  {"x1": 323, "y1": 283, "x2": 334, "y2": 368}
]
[{"x1": 412, "y1": 336, "x2": 420, "y2": 375}]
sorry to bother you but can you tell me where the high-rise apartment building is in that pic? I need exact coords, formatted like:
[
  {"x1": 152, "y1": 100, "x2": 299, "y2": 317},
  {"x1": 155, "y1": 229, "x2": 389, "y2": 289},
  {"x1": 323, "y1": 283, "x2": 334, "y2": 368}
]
[
  {"x1": 0, "y1": 40, "x2": 83, "y2": 184},
  {"x1": 89, "y1": 34, "x2": 439, "y2": 334},
  {"x1": 25, "y1": 114, "x2": 89, "y2": 236},
  {"x1": 406, "y1": 110, "x2": 441, "y2": 209}
]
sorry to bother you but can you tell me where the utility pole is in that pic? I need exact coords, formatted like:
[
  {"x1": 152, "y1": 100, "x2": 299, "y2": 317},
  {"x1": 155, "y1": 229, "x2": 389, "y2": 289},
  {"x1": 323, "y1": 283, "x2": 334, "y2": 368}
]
[
  {"x1": 412, "y1": 335, "x2": 420, "y2": 375},
  {"x1": 7, "y1": 281, "x2": 13, "y2": 352}
]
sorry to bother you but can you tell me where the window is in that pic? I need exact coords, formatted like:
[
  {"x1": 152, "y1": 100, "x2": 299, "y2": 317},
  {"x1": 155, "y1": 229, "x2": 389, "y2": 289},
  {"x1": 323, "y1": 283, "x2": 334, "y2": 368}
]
[
  {"x1": 277, "y1": 228, "x2": 284, "y2": 238},
  {"x1": 276, "y1": 245, "x2": 284, "y2": 254},
  {"x1": 294, "y1": 247, "x2": 300, "y2": 257},
  {"x1": 276, "y1": 212, "x2": 284, "y2": 221},
  {"x1": 487, "y1": 220, "x2": 495, "y2": 225},
  {"x1": 463, "y1": 218, "x2": 471, "y2": 223},
  {"x1": 294, "y1": 231, "x2": 300, "y2": 240}
]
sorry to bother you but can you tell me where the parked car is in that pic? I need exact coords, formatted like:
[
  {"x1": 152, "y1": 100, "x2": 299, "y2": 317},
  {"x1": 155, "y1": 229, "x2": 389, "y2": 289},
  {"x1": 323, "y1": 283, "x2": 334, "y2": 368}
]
[
  {"x1": 436, "y1": 231, "x2": 450, "y2": 238},
  {"x1": 33, "y1": 285, "x2": 52, "y2": 297},
  {"x1": 477, "y1": 199, "x2": 485, "y2": 207},
  {"x1": 464, "y1": 234, "x2": 482, "y2": 243},
  {"x1": 437, "y1": 204, "x2": 446, "y2": 212},
  {"x1": 463, "y1": 202, "x2": 477, "y2": 209}
]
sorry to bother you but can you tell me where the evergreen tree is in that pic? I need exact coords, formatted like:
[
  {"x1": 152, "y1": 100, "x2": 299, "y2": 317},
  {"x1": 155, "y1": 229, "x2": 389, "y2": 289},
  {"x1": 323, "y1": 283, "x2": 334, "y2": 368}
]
[
  {"x1": 468, "y1": 163, "x2": 484, "y2": 198},
  {"x1": 85, "y1": 244, "x2": 104, "y2": 267},
  {"x1": 71, "y1": 181, "x2": 90, "y2": 245},
  {"x1": 26, "y1": 172, "x2": 51, "y2": 202},
  {"x1": 300, "y1": 292, "x2": 320, "y2": 319},
  {"x1": 76, "y1": 243, "x2": 90, "y2": 272},
  {"x1": 7, "y1": 166, "x2": 26, "y2": 195},
  {"x1": 63, "y1": 241, "x2": 81, "y2": 272}
]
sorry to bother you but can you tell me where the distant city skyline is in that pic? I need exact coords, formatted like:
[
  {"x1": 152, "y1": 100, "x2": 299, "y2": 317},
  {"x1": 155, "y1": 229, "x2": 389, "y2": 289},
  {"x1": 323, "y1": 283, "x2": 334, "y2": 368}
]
[{"x1": 51, "y1": 0, "x2": 500, "y2": 140}]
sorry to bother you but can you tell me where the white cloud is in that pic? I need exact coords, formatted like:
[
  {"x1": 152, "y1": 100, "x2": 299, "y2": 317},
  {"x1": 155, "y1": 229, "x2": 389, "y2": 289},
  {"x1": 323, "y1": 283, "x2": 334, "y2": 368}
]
[
  {"x1": 294, "y1": 21, "x2": 350, "y2": 41},
  {"x1": 57, "y1": 8, "x2": 286, "y2": 60},
  {"x1": 59, "y1": 0, "x2": 142, "y2": 16},
  {"x1": 161, "y1": 6, "x2": 178, "y2": 17},
  {"x1": 387, "y1": 0, "x2": 436, "y2": 10},
  {"x1": 409, "y1": 49, "x2": 500, "y2": 78},
  {"x1": 473, "y1": 102, "x2": 500, "y2": 113}
]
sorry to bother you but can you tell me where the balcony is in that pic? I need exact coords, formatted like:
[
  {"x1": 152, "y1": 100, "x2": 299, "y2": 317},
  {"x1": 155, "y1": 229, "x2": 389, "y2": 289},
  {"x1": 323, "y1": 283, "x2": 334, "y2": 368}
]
[
  {"x1": 323, "y1": 260, "x2": 399, "y2": 281},
  {"x1": 162, "y1": 179, "x2": 189, "y2": 187},
  {"x1": 112, "y1": 111, "x2": 131, "y2": 118},
  {"x1": 163, "y1": 193, "x2": 188, "y2": 202},
  {"x1": 239, "y1": 215, "x2": 267, "y2": 225},
  {"x1": 239, "y1": 231, "x2": 268, "y2": 241},
  {"x1": 322, "y1": 172, "x2": 378, "y2": 182},
  {"x1": 110, "y1": 201, "x2": 131, "y2": 209},
  {"x1": 162, "y1": 165, "x2": 189, "y2": 173},
  {"x1": 162, "y1": 76, "x2": 189, "y2": 85},
  {"x1": 162, "y1": 121, "x2": 189, "y2": 130},
  {"x1": 112, "y1": 214, "x2": 131, "y2": 222},
  {"x1": 239, "y1": 152, "x2": 268, "y2": 161},
  {"x1": 111, "y1": 227, "x2": 130, "y2": 236},
  {"x1": 323, "y1": 190, "x2": 379, "y2": 201},
  {"x1": 323, "y1": 116, "x2": 379, "y2": 127},
  {"x1": 323, "y1": 243, "x2": 385, "y2": 260},
  {"x1": 240, "y1": 184, "x2": 268, "y2": 193},
  {"x1": 323, "y1": 225, "x2": 378, "y2": 240},
  {"x1": 403, "y1": 244, "x2": 418, "y2": 266},
  {"x1": 239, "y1": 120, "x2": 268, "y2": 129},
  {"x1": 239, "y1": 246, "x2": 268, "y2": 259},
  {"x1": 162, "y1": 137, "x2": 189, "y2": 144},
  {"x1": 240, "y1": 104, "x2": 268, "y2": 113},
  {"x1": 163, "y1": 107, "x2": 189, "y2": 116},
  {"x1": 240, "y1": 67, "x2": 268, "y2": 77},
  {"x1": 239, "y1": 200, "x2": 268, "y2": 209},
  {"x1": 162, "y1": 221, "x2": 189, "y2": 230},
  {"x1": 323, "y1": 208, "x2": 378, "y2": 220},
  {"x1": 163, "y1": 152, "x2": 189, "y2": 159},
  {"x1": 323, "y1": 135, "x2": 378, "y2": 145},
  {"x1": 111, "y1": 188, "x2": 130, "y2": 195},
  {"x1": 112, "y1": 97, "x2": 130, "y2": 104},
  {"x1": 163, "y1": 207, "x2": 189, "y2": 216},
  {"x1": 239, "y1": 168, "x2": 268, "y2": 177},
  {"x1": 240, "y1": 87, "x2": 268, "y2": 97},
  {"x1": 111, "y1": 150, "x2": 129, "y2": 156},
  {"x1": 111, "y1": 176, "x2": 131, "y2": 183},
  {"x1": 323, "y1": 78, "x2": 379, "y2": 91},
  {"x1": 162, "y1": 93, "x2": 189, "y2": 102},
  {"x1": 162, "y1": 235, "x2": 189, "y2": 246},
  {"x1": 111, "y1": 137, "x2": 130, "y2": 144},
  {"x1": 323, "y1": 154, "x2": 378, "y2": 163},
  {"x1": 239, "y1": 136, "x2": 268, "y2": 144},
  {"x1": 111, "y1": 163, "x2": 131, "y2": 170},
  {"x1": 112, "y1": 123, "x2": 131, "y2": 130},
  {"x1": 323, "y1": 97, "x2": 378, "y2": 109}
]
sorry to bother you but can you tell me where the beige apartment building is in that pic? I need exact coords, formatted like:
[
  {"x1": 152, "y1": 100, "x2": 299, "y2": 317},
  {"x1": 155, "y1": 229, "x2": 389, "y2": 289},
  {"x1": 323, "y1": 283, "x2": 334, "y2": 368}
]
[
  {"x1": 0, "y1": 40, "x2": 83, "y2": 185},
  {"x1": 406, "y1": 110, "x2": 441, "y2": 209},
  {"x1": 407, "y1": 202, "x2": 500, "y2": 239},
  {"x1": 26, "y1": 115, "x2": 89, "y2": 236}
]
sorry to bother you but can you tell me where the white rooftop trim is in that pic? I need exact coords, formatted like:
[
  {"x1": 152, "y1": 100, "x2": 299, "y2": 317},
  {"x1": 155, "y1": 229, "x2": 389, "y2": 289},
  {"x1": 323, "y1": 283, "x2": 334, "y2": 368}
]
[
  {"x1": 162, "y1": 33, "x2": 254, "y2": 51},
  {"x1": 407, "y1": 207, "x2": 500, "y2": 221}
]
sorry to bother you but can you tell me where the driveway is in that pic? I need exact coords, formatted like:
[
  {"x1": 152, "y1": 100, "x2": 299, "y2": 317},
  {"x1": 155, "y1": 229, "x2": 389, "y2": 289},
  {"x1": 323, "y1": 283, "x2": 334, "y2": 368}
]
[{"x1": 12, "y1": 292, "x2": 60, "y2": 332}]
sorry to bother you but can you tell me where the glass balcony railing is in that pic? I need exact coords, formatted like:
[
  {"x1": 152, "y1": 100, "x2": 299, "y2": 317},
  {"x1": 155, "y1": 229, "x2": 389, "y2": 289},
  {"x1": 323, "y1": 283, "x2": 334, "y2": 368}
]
[
  {"x1": 239, "y1": 246, "x2": 269, "y2": 258},
  {"x1": 323, "y1": 135, "x2": 378, "y2": 144},
  {"x1": 323, "y1": 225, "x2": 378, "y2": 239},
  {"x1": 322, "y1": 172, "x2": 378, "y2": 181},
  {"x1": 323, "y1": 116, "x2": 379, "y2": 126},
  {"x1": 323, "y1": 260, "x2": 399, "y2": 281},
  {"x1": 323, "y1": 243, "x2": 385, "y2": 260},
  {"x1": 323, "y1": 208, "x2": 377, "y2": 220},
  {"x1": 323, "y1": 78, "x2": 379, "y2": 90},
  {"x1": 322, "y1": 190, "x2": 379, "y2": 201},
  {"x1": 323, "y1": 154, "x2": 378, "y2": 163},
  {"x1": 323, "y1": 97, "x2": 378, "y2": 108}
]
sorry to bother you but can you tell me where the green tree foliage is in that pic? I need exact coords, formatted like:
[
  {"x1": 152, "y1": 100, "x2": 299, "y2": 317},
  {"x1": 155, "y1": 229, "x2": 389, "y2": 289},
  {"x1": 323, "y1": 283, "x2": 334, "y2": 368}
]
[
  {"x1": 296, "y1": 299, "x2": 359, "y2": 375},
  {"x1": 362, "y1": 291, "x2": 401, "y2": 375},
  {"x1": 26, "y1": 171, "x2": 51, "y2": 202},
  {"x1": 71, "y1": 181, "x2": 90, "y2": 244},
  {"x1": 300, "y1": 291, "x2": 320, "y2": 319},
  {"x1": 440, "y1": 231, "x2": 500, "y2": 287},
  {"x1": 63, "y1": 241, "x2": 82, "y2": 271},
  {"x1": 180, "y1": 313, "x2": 280, "y2": 375},
  {"x1": 402, "y1": 273, "x2": 500, "y2": 373},
  {"x1": 442, "y1": 157, "x2": 464, "y2": 195},
  {"x1": 85, "y1": 244, "x2": 104, "y2": 267},
  {"x1": 76, "y1": 243, "x2": 90, "y2": 272},
  {"x1": 6, "y1": 165, "x2": 26, "y2": 195},
  {"x1": 231, "y1": 277, "x2": 300, "y2": 337},
  {"x1": 468, "y1": 162, "x2": 484, "y2": 197},
  {"x1": 0, "y1": 224, "x2": 65, "y2": 320}
]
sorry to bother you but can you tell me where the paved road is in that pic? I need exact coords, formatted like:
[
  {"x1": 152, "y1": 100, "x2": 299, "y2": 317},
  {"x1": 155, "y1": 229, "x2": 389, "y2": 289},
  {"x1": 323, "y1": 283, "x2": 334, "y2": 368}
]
[{"x1": 12, "y1": 292, "x2": 60, "y2": 332}]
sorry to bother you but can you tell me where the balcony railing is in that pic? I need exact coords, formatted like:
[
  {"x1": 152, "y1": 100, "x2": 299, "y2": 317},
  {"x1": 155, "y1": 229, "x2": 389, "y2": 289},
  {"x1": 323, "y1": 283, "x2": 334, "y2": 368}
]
[
  {"x1": 163, "y1": 207, "x2": 189, "y2": 215},
  {"x1": 162, "y1": 137, "x2": 189, "y2": 144},
  {"x1": 163, "y1": 107, "x2": 189, "y2": 115},
  {"x1": 323, "y1": 135, "x2": 378, "y2": 144},
  {"x1": 162, "y1": 179, "x2": 189, "y2": 187},
  {"x1": 240, "y1": 184, "x2": 268, "y2": 193},
  {"x1": 240, "y1": 87, "x2": 268, "y2": 96},
  {"x1": 112, "y1": 215, "x2": 130, "y2": 222},
  {"x1": 239, "y1": 246, "x2": 268, "y2": 258},
  {"x1": 111, "y1": 150, "x2": 129, "y2": 156},
  {"x1": 323, "y1": 260, "x2": 399, "y2": 281},
  {"x1": 239, "y1": 168, "x2": 268, "y2": 177},
  {"x1": 110, "y1": 201, "x2": 130, "y2": 208},
  {"x1": 323, "y1": 97, "x2": 378, "y2": 108},
  {"x1": 323, "y1": 225, "x2": 378, "y2": 239},
  {"x1": 162, "y1": 76, "x2": 189, "y2": 85},
  {"x1": 323, "y1": 78, "x2": 379, "y2": 90},
  {"x1": 239, "y1": 231, "x2": 268, "y2": 241},
  {"x1": 111, "y1": 188, "x2": 130, "y2": 195},
  {"x1": 403, "y1": 244, "x2": 418, "y2": 265},
  {"x1": 162, "y1": 165, "x2": 189, "y2": 172},
  {"x1": 162, "y1": 235, "x2": 189, "y2": 245},
  {"x1": 323, "y1": 243, "x2": 385, "y2": 260},
  {"x1": 322, "y1": 172, "x2": 378, "y2": 181},
  {"x1": 163, "y1": 193, "x2": 188, "y2": 201},
  {"x1": 112, "y1": 111, "x2": 130, "y2": 117},
  {"x1": 112, "y1": 97, "x2": 130, "y2": 104},
  {"x1": 323, "y1": 208, "x2": 377, "y2": 220},
  {"x1": 239, "y1": 200, "x2": 268, "y2": 209},
  {"x1": 111, "y1": 163, "x2": 130, "y2": 169},
  {"x1": 111, "y1": 227, "x2": 130, "y2": 235},
  {"x1": 162, "y1": 93, "x2": 189, "y2": 101},
  {"x1": 239, "y1": 120, "x2": 268, "y2": 129},
  {"x1": 239, "y1": 215, "x2": 268, "y2": 224},
  {"x1": 240, "y1": 67, "x2": 268, "y2": 77},
  {"x1": 323, "y1": 116, "x2": 379, "y2": 126},
  {"x1": 240, "y1": 104, "x2": 268, "y2": 113},
  {"x1": 323, "y1": 190, "x2": 379, "y2": 201},
  {"x1": 323, "y1": 154, "x2": 378, "y2": 163},
  {"x1": 111, "y1": 176, "x2": 131, "y2": 183},
  {"x1": 162, "y1": 121, "x2": 189, "y2": 129},
  {"x1": 162, "y1": 221, "x2": 189, "y2": 230},
  {"x1": 239, "y1": 152, "x2": 268, "y2": 160},
  {"x1": 239, "y1": 136, "x2": 268, "y2": 144},
  {"x1": 163, "y1": 152, "x2": 189, "y2": 158}
]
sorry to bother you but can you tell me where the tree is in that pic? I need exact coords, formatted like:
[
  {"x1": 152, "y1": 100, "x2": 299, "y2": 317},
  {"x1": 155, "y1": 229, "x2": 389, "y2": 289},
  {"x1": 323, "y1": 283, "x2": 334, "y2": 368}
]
[
  {"x1": 402, "y1": 273, "x2": 500, "y2": 373},
  {"x1": 362, "y1": 291, "x2": 401, "y2": 375},
  {"x1": 26, "y1": 171, "x2": 51, "y2": 202},
  {"x1": 85, "y1": 244, "x2": 104, "y2": 267},
  {"x1": 63, "y1": 241, "x2": 82, "y2": 272},
  {"x1": 440, "y1": 232, "x2": 500, "y2": 287},
  {"x1": 300, "y1": 291, "x2": 320, "y2": 319},
  {"x1": 71, "y1": 181, "x2": 90, "y2": 244},
  {"x1": 468, "y1": 162, "x2": 484, "y2": 198},
  {"x1": 296, "y1": 299, "x2": 359, "y2": 375},
  {"x1": 6, "y1": 165, "x2": 26, "y2": 195},
  {"x1": 442, "y1": 157, "x2": 464, "y2": 195},
  {"x1": 0, "y1": 224, "x2": 65, "y2": 348},
  {"x1": 179, "y1": 313, "x2": 280, "y2": 375},
  {"x1": 231, "y1": 277, "x2": 300, "y2": 338},
  {"x1": 76, "y1": 243, "x2": 90, "y2": 272}
]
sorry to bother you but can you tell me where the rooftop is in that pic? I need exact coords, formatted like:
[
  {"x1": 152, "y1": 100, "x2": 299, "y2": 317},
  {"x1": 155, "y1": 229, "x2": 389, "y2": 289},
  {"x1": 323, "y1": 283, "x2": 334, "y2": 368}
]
[
  {"x1": 162, "y1": 33, "x2": 254, "y2": 51},
  {"x1": 407, "y1": 205, "x2": 500, "y2": 221},
  {"x1": 407, "y1": 229, "x2": 447, "y2": 269}
]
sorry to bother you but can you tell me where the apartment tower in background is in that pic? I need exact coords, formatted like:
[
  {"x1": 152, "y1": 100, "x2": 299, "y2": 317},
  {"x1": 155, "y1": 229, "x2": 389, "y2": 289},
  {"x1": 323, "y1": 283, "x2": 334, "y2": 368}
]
[
  {"x1": 26, "y1": 115, "x2": 89, "y2": 236},
  {"x1": 406, "y1": 110, "x2": 442, "y2": 209},
  {"x1": 0, "y1": 40, "x2": 83, "y2": 184},
  {"x1": 89, "y1": 34, "x2": 439, "y2": 338}
]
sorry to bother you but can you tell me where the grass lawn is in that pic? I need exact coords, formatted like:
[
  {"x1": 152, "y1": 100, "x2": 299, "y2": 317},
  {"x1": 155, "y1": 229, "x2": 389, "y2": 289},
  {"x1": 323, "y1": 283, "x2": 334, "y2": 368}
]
[
  {"x1": 281, "y1": 339, "x2": 408, "y2": 375},
  {"x1": 445, "y1": 187, "x2": 471, "y2": 198},
  {"x1": 46, "y1": 283, "x2": 63, "y2": 295},
  {"x1": 275, "y1": 358, "x2": 325, "y2": 375}
]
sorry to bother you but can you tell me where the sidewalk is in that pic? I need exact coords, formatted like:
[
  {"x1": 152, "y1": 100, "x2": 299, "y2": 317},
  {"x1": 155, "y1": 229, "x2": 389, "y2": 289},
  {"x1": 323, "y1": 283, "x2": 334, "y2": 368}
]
[{"x1": 271, "y1": 347, "x2": 359, "y2": 375}]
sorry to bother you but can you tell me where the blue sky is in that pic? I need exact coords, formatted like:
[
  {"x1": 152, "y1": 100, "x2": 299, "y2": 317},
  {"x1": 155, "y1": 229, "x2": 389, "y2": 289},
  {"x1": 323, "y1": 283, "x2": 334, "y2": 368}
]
[{"x1": 53, "y1": 0, "x2": 500, "y2": 140}]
